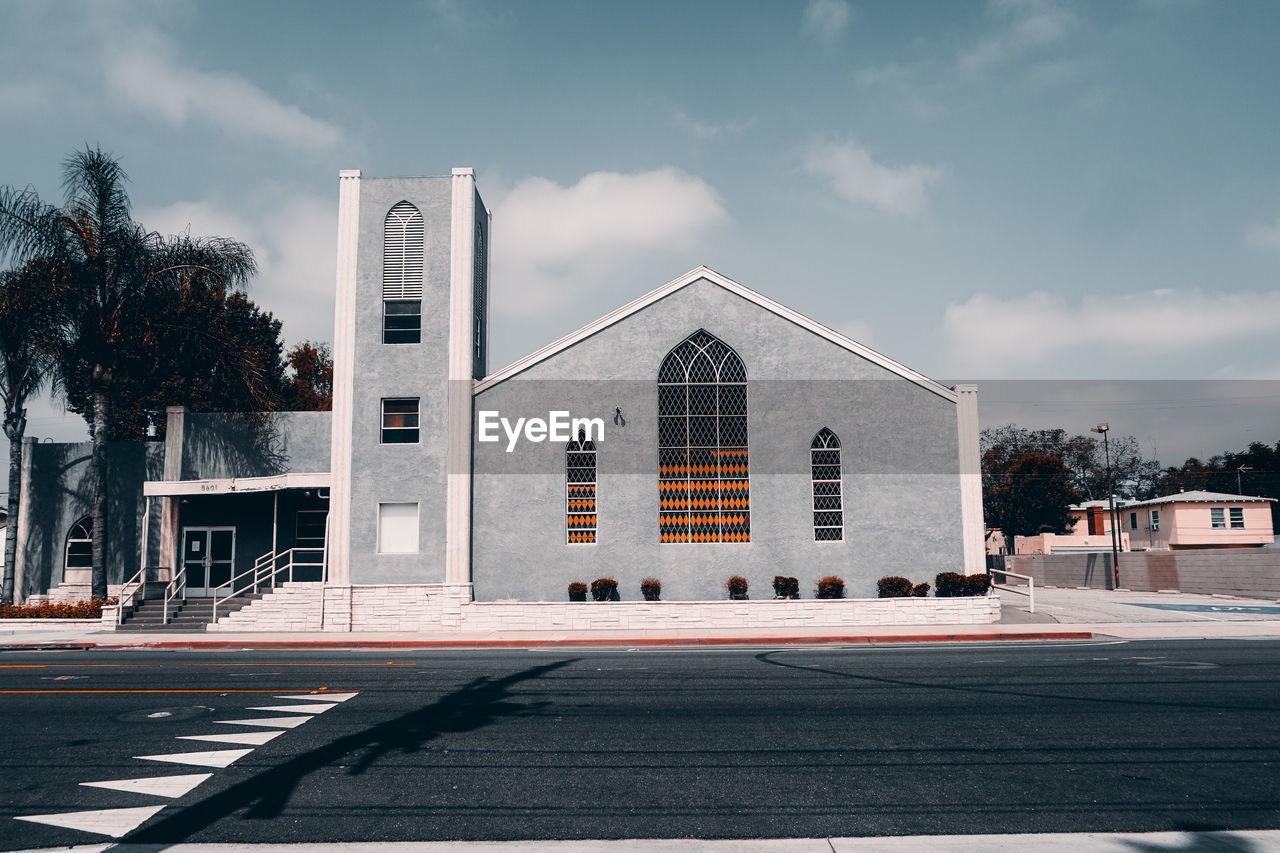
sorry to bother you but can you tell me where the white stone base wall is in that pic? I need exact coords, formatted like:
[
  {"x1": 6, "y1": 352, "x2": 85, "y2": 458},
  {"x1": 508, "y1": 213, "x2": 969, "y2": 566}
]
[{"x1": 203, "y1": 582, "x2": 999, "y2": 633}]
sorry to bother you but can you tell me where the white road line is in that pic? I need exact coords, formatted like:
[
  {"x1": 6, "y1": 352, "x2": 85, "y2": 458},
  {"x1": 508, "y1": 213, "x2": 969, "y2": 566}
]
[
  {"x1": 247, "y1": 703, "x2": 337, "y2": 714},
  {"x1": 276, "y1": 692, "x2": 358, "y2": 702},
  {"x1": 134, "y1": 748, "x2": 254, "y2": 768},
  {"x1": 214, "y1": 716, "x2": 310, "y2": 729},
  {"x1": 80, "y1": 773, "x2": 212, "y2": 799},
  {"x1": 177, "y1": 730, "x2": 285, "y2": 746},
  {"x1": 13, "y1": 805, "x2": 166, "y2": 838}
]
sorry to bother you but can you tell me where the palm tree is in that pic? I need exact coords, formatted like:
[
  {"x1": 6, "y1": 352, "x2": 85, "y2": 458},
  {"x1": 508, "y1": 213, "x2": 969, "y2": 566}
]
[
  {"x1": 0, "y1": 147, "x2": 255, "y2": 599},
  {"x1": 0, "y1": 262, "x2": 64, "y2": 603}
]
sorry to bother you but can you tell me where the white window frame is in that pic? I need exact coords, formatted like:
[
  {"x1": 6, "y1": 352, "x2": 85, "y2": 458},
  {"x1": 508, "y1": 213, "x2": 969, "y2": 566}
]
[
  {"x1": 1150, "y1": 509, "x2": 1160, "y2": 531},
  {"x1": 1229, "y1": 507, "x2": 1245, "y2": 529},
  {"x1": 811, "y1": 428, "x2": 843, "y2": 542},
  {"x1": 1211, "y1": 507, "x2": 1226, "y2": 529},
  {"x1": 376, "y1": 502, "x2": 420, "y2": 554},
  {"x1": 381, "y1": 397, "x2": 420, "y2": 444}
]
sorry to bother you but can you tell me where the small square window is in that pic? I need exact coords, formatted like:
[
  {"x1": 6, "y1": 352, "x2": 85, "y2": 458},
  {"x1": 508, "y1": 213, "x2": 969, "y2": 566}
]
[
  {"x1": 381, "y1": 398, "x2": 419, "y2": 444},
  {"x1": 1230, "y1": 507, "x2": 1245, "y2": 529},
  {"x1": 1211, "y1": 507, "x2": 1226, "y2": 529},
  {"x1": 377, "y1": 502, "x2": 419, "y2": 554},
  {"x1": 384, "y1": 299, "x2": 421, "y2": 344}
]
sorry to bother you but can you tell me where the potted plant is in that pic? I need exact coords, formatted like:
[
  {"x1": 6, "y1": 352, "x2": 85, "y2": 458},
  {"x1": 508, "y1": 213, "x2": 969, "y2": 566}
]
[
  {"x1": 590, "y1": 577, "x2": 619, "y2": 602},
  {"x1": 641, "y1": 578, "x2": 662, "y2": 601},
  {"x1": 816, "y1": 575, "x2": 845, "y2": 599},
  {"x1": 726, "y1": 575, "x2": 749, "y2": 600},
  {"x1": 772, "y1": 576, "x2": 800, "y2": 599},
  {"x1": 567, "y1": 582, "x2": 588, "y2": 602}
]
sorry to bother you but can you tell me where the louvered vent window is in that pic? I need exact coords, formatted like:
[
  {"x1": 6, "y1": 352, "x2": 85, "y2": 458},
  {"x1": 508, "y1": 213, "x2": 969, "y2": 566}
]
[
  {"x1": 383, "y1": 202, "x2": 423, "y2": 344},
  {"x1": 658, "y1": 329, "x2": 750, "y2": 543},
  {"x1": 566, "y1": 431, "x2": 597, "y2": 544},
  {"x1": 811, "y1": 428, "x2": 843, "y2": 541}
]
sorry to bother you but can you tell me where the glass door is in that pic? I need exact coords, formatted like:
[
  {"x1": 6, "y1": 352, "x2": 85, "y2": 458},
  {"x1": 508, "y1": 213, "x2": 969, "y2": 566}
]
[{"x1": 181, "y1": 527, "x2": 236, "y2": 596}]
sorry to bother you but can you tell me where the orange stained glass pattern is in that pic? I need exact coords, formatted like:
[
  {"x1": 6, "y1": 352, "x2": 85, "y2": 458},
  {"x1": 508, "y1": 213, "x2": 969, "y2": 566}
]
[
  {"x1": 657, "y1": 329, "x2": 750, "y2": 543},
  {"x1": 566, "y1": 431, "x2": 597, "y2": 544}
]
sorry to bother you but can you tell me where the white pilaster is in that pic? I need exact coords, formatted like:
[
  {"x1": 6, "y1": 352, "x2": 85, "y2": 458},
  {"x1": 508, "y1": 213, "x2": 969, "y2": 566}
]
[
  {"x1": 955, "y1": 384, "x2": 985, "y2": 574},
  {"x1": 327, "y1": 170, "x2": 361, "y2": 587},
  {"x1": 445, "y1": 168, "x2": 476, "y2": 586},
  {"x1": 157, "y1": 406, "x2": 185, "y2": 575}
]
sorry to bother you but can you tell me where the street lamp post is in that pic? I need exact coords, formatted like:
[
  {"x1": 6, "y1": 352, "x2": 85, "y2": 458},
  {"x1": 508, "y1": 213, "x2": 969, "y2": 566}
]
[
  {"x1": 1238, "y1": 465, "x2": 1252, "y2": 495},
  {"x1": 1091, "y1": 423, "x2": 1121, "y2": 589}
]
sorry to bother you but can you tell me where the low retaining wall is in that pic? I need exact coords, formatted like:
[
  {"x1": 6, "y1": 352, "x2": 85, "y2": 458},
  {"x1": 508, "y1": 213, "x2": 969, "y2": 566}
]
[
  {"x1": 0, "y1": 619, "x2": 103, "y2": 631},
  {"x1": 1007, "y1": 549, "x2": 1280, "y2": 599},
  {"x1": 206, "y1": 582, "x2": 1000, "y2": 633}
]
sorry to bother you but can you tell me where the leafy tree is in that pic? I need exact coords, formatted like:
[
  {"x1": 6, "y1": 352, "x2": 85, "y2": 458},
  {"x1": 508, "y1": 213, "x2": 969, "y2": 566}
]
[
  {"x1": 0, "y1": 147, "x2": 256, "y2": 598},
  {"x1": 1158, "y1": 441, "x2": 1280, "y2": 529},
  {"x1": 981, "y1": 424, "x2": 1159, "y2": 503},
  {"x1": 985, "y1": 451, "x2": 1082, "y2": 553},
  {"x1": 283, "y1": 341, "x2": 332, "y2": 411},
  {"x1": 0, "y1": 262, "x2": 64, "y2": 602}
]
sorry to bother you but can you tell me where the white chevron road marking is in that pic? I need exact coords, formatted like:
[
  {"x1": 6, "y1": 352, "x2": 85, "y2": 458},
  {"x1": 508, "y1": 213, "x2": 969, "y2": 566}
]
[
  {"x1": 276, "y1": 692, "x2": 358, "y2": 702},
  {"x1": 80, "y1": 773, "x2": 212, "y2": 799},
  {"x1": 177, "y1": 730, "x2": 285, "y2": 746},
  {"x1": 14, "y1": 804, "x2": 166, "y2": 837},
  {"x1": 247, "y1": 703, "x2": 337, "y2": 714},
  {"x1": 215, "y1": 715, "x2": 310, "y2": 729},
  {"x1": 134, "y1": 748, "x2": 254, "y2": 768}
]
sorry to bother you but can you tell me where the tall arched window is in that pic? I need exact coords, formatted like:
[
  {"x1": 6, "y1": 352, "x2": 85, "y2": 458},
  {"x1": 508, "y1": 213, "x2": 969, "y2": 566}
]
[
  {"x1": 811, "y1": 428, "x2": 843, "y2": 541},
  {"x1": 383, "y1": 201, "x2": 424, "y2": 344},
  {"x1": 658, "y1": 329, "x2": 749, "y2": 543},
  {"x1": 65, "y1": 516, "x2": 93, "y2": 572},
  {"x1": 566, "y1": 431, "x2": 597, "y2": 544}
]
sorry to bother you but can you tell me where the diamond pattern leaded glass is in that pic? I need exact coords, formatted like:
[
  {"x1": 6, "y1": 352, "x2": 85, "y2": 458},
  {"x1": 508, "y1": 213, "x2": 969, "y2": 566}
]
[
  {"x1": 811, "y1": 428, "x2": 842, "y2": 541},
  {"x1": 566, "y1": 431, "x2": 597, "y2": 544},
  {"x1": 657, "y1": 329, "x2": 749, "y2": 543}
]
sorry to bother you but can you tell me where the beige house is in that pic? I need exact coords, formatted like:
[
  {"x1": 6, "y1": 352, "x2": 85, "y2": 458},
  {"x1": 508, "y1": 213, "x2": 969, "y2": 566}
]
[{"x1": 1121, "y1": 491, "x2": 1275, "y2": 551}]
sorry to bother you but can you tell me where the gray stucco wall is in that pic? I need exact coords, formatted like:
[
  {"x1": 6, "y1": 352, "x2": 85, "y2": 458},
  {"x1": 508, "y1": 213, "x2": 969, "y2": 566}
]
[
  {"x1": 19, "y1": 440, "x2": 163, "y2": 597},
  {"x1": 181, "y1": 411, "x2": 331, "y2": 480},
  {"x1": 471, "y1": 277, "x2": 964, "y2": 601},
  {"x1": 345, "y1": 177, "x2": 454, "y2": 584}
]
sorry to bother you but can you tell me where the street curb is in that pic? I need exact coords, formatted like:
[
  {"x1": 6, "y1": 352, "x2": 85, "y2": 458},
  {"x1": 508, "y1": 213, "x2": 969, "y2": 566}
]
[{"x1": 0, "y1": 631, "x2": 1094, "y2": 651}]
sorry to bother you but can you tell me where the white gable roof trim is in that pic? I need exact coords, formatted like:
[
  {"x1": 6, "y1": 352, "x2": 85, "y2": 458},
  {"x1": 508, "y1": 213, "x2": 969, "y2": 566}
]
[{"x1": 474, "y1": 266, "x2": 958, "y2": 402}]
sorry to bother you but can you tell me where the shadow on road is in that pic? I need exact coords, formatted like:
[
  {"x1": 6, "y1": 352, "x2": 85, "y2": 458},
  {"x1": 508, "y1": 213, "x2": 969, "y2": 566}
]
[
  {"x1": 114, "y1": 658, "x2": 577, "y2": 848},
  {"x1": 1121, "y1": 827, "x2": 1264, "y2": 851}
]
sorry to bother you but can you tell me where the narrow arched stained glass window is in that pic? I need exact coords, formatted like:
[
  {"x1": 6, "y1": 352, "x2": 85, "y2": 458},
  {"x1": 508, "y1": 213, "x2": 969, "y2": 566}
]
[
  {"x1": 811, "y1": 428, "x2": 843, "y2": 541},
  {"x1": 566, "y1": 430, "x2": 597, "y2": 544},
  {"x1": 383, "y1": 201, "x2": 424, "y2": 344},
  {"x1": 658, "y1": 329, "x2": 750, "y2": 543}
]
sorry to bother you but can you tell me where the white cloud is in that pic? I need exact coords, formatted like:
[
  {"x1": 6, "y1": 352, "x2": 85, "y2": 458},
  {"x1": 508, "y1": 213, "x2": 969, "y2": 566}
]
[
  {"x1": 673, "y1": 111, "x2": 755, "y2": 141},
  {"x1": 802, "y1": 137, "x2": 940, "y2": 215},
  {"x1": 959, "y1": 0, "x2": 1078, "y2": 71},
  {"x1": 1247, "y1": 217, "x2": 1280, "y2": 249},
  {"x1": 802, "y1": 0, "x2": 854, "y2": 47},
  {"x1": 490, "y1": 168, "x2": 727, "y2": 316},
  {"x1": 941, "y1": 288, "x2": 1280, "y2": 374},
  {"x1": 137, "y1": 192, "x2": 337, "y2": 345}
]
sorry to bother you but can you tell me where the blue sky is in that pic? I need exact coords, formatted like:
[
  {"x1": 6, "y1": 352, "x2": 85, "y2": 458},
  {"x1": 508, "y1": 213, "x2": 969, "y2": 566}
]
[{"x1": 2, "y1": 0, "x2": 1279, "y2": 463}]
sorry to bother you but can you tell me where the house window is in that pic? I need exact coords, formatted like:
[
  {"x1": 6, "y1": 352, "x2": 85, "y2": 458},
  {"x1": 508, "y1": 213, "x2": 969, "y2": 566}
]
[
  {"x1": 381, "y1": 398, "x2": 419, "y2": 444},
  {"x1": 383, "y1": 202, "x2": 424, "y2": 344},
  {"x1": 657, "y1": 329, "x2": 749, "y2": 543},
  {"x1": 377, "y1": 502, "x2": 419, "y2": 554},
  {"x1": 811, "y1": 428, "x2": 843, "y2": 541},
  {"x1": 1129, "y1": 512, "x2": 1138, "y2": 530},
  {"x1": 1211, "y1": 507, "x2": 1226, "y2": 529},
  {"x1": 1150, "y1": 509, "x2": 1160, "y2": 531},
  {"x1": 1230, "y1": 507, "x2": 1245, "y2": 529},
  {"x1": 64, "y1": 516, "x2": 92, "y2": 572},
  {"x1": 566, "y1": 431, "x2": 597, "y2": 544},
  {"x1": 383, "y1": 299, "x2": 421, "y2": 344}
]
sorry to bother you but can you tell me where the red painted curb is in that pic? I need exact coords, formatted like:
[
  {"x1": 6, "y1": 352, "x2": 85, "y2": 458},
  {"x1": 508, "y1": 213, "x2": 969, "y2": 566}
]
[{"x1": 4, "y1": 631, "x2": 1094, "y2": 651}]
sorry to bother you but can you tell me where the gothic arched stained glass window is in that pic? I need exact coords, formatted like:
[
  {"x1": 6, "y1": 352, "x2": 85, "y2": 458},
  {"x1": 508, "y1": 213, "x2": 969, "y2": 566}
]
[
  {"x1": 566, "y1": 431, "x2": 597, "y2": 544},
  {"x1": 658, "y1": 329, "x2": 750, "y2": 543},
  {"x1": 811, "y1": 428, "x2": 843, "y2": 541}
]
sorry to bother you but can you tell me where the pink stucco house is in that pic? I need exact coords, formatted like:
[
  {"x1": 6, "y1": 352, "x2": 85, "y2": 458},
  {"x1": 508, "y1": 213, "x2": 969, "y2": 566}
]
[{"x1": 1120, "y1": 490, "x2": 1276, "y2": 551}]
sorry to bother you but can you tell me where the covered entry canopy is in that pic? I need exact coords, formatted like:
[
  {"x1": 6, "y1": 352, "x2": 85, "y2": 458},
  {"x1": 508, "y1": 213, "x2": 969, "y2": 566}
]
[{"x1": 143, "y1": 472, "x2": 331, "y2": 497}]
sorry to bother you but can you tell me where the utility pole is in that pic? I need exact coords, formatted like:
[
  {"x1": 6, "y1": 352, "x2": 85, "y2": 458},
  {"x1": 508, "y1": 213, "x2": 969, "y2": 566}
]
[
  {"x1": 1091, "y1": 424, "x2": 1120, "y2": 589},
  {"x1": 1238, "y1": 465, "x2": 1252, "y2": 495}
]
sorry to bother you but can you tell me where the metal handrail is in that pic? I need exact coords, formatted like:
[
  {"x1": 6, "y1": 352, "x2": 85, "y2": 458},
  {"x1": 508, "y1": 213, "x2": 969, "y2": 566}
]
[
  {"x1": 116, "y1": 565, "x2": 148, "y2": 625},
  {"x1": 989, "y1": 567, "x2": 1035, "y2": 613},
  {"x1": 162, "y1": 564, "x2": 188, "y2": 625},
  {"x1": 210, "y1": 547, "x2": 325, "y2": 625}
]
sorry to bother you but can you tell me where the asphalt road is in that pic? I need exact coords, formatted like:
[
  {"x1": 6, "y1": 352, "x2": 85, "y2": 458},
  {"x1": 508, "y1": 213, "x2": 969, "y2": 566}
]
[{"x1": 2, "y1": 639, "x2": 1278, "y2": 849}]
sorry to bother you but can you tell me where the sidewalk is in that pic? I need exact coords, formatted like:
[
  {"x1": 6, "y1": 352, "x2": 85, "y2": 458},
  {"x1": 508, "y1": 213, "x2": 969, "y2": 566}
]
[{"x1": 2, "y1": 588, "x2": 1279, "y2": 651}]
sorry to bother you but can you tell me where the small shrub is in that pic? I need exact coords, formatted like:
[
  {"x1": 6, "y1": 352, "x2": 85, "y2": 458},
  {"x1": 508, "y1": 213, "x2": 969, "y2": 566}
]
[
  {"x1": 590, "y1": 577, "x2": 618, "y2": 602},
  {"x1": 567, "y1": 582, "x2": 588, "y2": 602},
  {"x1": 726, "y1": 575, "x2": 749, "y2": 600},
  {"x1": 815, "y1": 576, "x2": 845, "y2": 599},
  {"x1": 0, "y1": 597, "x2": 117, "y2": 619},
  {"x1": 934, "y1": 572, "x2": 968, "y2": 597},
  {"x1": 966, "y1": 574, "x2": 992, "y2": 596},
  {"x1": 641, "y1": 577, "x2": 662, "y2": 601},
  {"x1": 877, "y1": 576, "x2": 914, "y2": 598},
  {"x1": 911, "y1": 582, "x2": 931, "y2": 597},
  {"x1": 772, "y1": 575, "x2": 800, "y2": 599}
]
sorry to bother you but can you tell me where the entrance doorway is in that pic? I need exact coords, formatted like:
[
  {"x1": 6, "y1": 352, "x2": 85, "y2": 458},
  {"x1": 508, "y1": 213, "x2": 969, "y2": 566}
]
[{"x1": 181, "y1": 527, "x2": 236, "y2": 596}]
